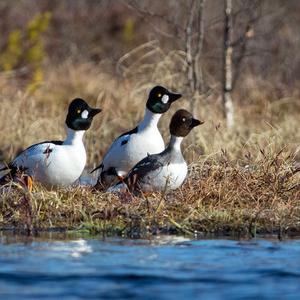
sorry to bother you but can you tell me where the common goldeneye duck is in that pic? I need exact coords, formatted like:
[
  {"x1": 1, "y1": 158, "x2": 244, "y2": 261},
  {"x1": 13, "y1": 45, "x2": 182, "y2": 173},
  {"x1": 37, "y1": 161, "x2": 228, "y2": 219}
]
[
  {"x1": 108, "y1": 109, "x2": 204, "y2": 194},
  {"x1": 0, "y1": 98, "x2": 101, "y2": 189},
  {"x1": 92, "y1": 85, "x2": 182, "y2": 188}
]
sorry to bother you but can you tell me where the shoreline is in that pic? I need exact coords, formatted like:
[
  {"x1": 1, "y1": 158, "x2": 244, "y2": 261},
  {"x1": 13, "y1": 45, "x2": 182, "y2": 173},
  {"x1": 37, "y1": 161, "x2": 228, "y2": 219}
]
[
  {"x1": 1, "y1": 226, "x2": 300, "y2": 240},
  {"x1": 1, "y1": 154, "x2": 299, "y2": 240}
]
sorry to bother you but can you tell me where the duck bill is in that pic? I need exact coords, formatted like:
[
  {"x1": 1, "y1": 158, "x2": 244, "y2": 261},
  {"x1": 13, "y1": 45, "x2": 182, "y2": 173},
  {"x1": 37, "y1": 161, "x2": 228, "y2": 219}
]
[
  {"x1": 89, "y1": 108, "x2": 102, "y2": 118},
  {"x1": 168, "y1": 92, "x2": 182, "y2": 103},
  {"x1": 191, "y1": 118, "x2": 204, "y2": 128}
]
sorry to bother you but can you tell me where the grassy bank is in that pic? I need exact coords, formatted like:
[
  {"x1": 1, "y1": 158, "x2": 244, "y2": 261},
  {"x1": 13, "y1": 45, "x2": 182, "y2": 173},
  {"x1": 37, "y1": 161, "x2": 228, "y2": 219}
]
[{"x1": 1, "y1": 148, "x2": 299, "y2": 238}]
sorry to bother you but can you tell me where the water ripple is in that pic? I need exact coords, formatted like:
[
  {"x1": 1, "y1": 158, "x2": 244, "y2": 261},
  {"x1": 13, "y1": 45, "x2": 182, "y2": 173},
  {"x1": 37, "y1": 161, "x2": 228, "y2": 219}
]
[{"x1": 0, "y1": 235, "x2": 300, "y2": 299}]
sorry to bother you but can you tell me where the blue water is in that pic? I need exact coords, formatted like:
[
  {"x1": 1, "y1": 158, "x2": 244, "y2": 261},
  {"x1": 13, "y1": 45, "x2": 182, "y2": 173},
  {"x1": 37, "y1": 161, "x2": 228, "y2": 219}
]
[{"x1": 0, "y1": 234, "x2": 299, "y2": 300}]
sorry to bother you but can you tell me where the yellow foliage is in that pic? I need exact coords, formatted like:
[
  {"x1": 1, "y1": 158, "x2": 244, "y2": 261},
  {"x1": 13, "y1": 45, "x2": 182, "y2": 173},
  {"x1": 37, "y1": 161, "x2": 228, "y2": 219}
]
[
  {"x1": 123, "y1": 18, "x2": 135, "y2": 44},
  {"x1": 26, "y1": 68, "x2": 44, "y2": 93},
  {"x1": 0, "y1": 30, "x2": 22, "y2": 71},
  {"x1": 26, "y1": 39, "x2": 45, "y2": 64},
  {"x1": 0, "y1": 12, "x2": 51, "y2": 91},
  {"x1": 27, "y1": 12, "x2": 51, "y2": 41}
]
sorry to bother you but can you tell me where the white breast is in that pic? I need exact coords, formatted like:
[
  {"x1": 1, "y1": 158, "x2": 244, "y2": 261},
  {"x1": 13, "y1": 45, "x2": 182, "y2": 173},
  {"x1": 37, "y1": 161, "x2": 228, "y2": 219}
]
[
  {"x1": 103, "y1": 127, "x2": 165, "y2": 176},
  {"x1": 140, "y1": 162, "x2": 188, "y2": 192}
]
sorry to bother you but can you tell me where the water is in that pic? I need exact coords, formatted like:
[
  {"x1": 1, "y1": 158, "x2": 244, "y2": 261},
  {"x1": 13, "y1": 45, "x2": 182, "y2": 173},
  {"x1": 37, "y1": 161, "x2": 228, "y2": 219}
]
[{"x1": 0, "y1": 233, "x2": 299, "y2": 300}]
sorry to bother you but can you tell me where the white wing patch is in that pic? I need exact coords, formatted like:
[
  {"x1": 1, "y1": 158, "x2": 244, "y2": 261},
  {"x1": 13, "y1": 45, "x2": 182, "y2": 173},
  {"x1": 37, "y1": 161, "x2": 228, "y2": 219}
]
[
  {"x1": 162, "y1": 95, "x2": 169, "y2": 104},
  {"x1": 81, "y1": 110, "x2": 89, "y2": 119}
]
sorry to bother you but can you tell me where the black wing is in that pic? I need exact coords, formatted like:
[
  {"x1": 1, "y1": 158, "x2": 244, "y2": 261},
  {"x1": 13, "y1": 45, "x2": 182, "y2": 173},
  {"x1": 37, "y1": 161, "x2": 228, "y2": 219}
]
[
  {"x1": 118, "y1": 126, "x2": 138, "y2": 146},
  {"x1": 10, "y1": 140, "x2": 63, "y2": 168},
  {"x1": 13, "y1": 140, "x2": 63, "y2": 158},
  {"x1": 124, "y1": 154, "x2": 164, "y2": 191},
  {"x1": 24, "y1": 140, "x2": 63, "y2": 152},
  {"x1": 90, "y1": 163, "x2": 103, "y2": 174},
  {"x1": 1, "y1": 140, "x2": 63, "y2": 169},
  {"x1": 118, "y1": 126, "x2": 138, "y2": 139}
]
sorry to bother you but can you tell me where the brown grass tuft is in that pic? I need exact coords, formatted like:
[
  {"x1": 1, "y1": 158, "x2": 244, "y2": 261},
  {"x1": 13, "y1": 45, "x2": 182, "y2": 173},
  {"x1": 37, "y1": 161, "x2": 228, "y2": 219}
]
[{"x1": 0, "y1": 150, "x2": 299, "y2": 238}]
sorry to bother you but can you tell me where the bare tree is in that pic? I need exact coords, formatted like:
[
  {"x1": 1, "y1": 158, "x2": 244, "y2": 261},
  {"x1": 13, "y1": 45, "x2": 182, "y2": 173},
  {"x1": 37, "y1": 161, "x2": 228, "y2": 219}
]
[
  {"x1": 127, "y1": 0, "x2": 207, "y2": 113},
  {"x1": 185, "y1": 0, "x2": 196, "y2": 96},
  {"x1": 126, "y1": 0, "x2": 275, "y2": 129},
  {"x1": 222, "y1": 0, "x2": 262, "y2": 128},
  {"x1": 194, "y1": 0, "x2": 206, "y2": 92},
  {"x1": 184, "y1": 0, "x2": 206, "y2": 114},
  {"x1": 231, "y1": 0, "x2": 261, "y2": 90},
  {"x1": 222, "y1": 0, "x2": 234, "y2": 128},
  {"x1": 185, "y1": 0, "x2": 206, "y2": 92}
]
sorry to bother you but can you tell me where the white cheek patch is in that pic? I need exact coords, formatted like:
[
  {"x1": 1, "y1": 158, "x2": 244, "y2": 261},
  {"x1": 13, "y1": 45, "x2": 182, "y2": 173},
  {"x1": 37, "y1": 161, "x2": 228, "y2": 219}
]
[
  {"x1": 81, "y1": 110, "x2": 89, "y2": 119},
  {"x1": 162, "y1": 94, "x2": 169, "y2": 104}
]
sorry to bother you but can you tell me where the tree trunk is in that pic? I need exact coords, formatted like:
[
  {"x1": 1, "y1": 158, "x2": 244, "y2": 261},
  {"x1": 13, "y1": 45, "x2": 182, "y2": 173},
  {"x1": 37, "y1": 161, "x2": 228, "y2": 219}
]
[
  {"x1": 222, "y1": 0, "x2": 235, "y2": 128},
  {"x1": 185, "y1": 0, "x2": 196, "y2": 96},
  {"x1": 194, "y1": 0, "x2": 206, "y2": 93},
  {"x1": 185, "y1": 0, "x2": 206, "y2": 115}
]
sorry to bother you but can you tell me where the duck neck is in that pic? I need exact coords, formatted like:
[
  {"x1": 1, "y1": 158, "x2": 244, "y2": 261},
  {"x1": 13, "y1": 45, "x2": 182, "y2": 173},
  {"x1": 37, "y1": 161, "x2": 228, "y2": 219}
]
[
  {"x1": 64, "y1": 127, "x2": 85, "y2": 145},
  {"x1": 138, "y1": 108, "x2": 161, "y2": 131},
  {"x1": 167, "y1": 135, "x2": 183, "y2": 152}
]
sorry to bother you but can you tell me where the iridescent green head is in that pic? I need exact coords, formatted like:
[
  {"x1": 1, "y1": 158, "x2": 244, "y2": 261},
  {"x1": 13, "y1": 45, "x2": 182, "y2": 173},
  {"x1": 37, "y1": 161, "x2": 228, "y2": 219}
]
[{"x1": 146, "y1": 86, "x2": 182, "y2": 114}]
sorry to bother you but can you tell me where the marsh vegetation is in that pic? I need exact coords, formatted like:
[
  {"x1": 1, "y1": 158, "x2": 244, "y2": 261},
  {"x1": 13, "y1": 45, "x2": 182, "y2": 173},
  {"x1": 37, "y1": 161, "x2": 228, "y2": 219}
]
[{"x1": 0, "y1": 1, "x2": 299, "y2": 237}]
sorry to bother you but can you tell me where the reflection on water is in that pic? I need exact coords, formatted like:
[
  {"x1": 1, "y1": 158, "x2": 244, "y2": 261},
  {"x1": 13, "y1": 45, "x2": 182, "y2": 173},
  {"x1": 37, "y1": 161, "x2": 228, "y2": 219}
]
[{"x1": 0, "y1": 232, "x2": 299, "y2": 300}]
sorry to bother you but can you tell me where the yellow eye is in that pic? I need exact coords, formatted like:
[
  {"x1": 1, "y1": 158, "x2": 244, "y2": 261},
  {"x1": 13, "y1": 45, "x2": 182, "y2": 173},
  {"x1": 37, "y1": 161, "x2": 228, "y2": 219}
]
[
  {"x1": 77, "y1": 109, "x2": 81, "y2": 114},
  {"x1": 157, "y1": 93, "x2": 162, "y2": 97}
]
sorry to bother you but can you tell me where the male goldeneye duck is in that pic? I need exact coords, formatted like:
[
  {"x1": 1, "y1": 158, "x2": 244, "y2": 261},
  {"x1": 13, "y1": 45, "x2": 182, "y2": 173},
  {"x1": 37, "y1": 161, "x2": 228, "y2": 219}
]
[
  {"x1": 92, "y1": 85, "x2": 182, "y2": 187},
  {"x1": 108, "y1": 109, "x2": 204, "y2": 194},
  {"x1": 0, "y1": 98, "x2": 101, "y2": 189}
]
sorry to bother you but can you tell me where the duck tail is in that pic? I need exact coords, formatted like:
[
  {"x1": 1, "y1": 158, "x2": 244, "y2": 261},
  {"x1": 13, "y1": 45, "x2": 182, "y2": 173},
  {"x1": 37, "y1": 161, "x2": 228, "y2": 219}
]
[
  {"x1": 90, "y1": 163, "x2": 103, "y2": 174},
  {"x1": 0, "y1": 165, "x2": 12, "y2": 184},
  {"x1": 0, "y1": 165, "x2": 9, "y2": 172}
]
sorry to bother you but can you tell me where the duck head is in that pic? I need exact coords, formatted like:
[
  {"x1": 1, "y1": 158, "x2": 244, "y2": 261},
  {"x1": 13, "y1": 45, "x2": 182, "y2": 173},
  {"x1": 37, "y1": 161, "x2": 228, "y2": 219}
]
[
  {"x1": 146, "y1": 86, "x2": 182, "y2": 114},
  {"x1": 169, "y1": 109, "x2": 204, "y2": 137},
  {"x1": 66, "y1": 98, "x2": 101, "y2": 131}
]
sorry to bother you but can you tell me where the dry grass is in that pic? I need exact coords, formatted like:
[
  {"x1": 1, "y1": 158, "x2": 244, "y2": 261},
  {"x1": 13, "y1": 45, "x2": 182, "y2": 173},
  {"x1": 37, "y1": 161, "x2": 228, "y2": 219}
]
[
  {"x1": 0, "y1": 46, "x2": 299, "y2": 238},
  {"x1": 0, "y1": 150, "x2": 299, "y2": 238}
]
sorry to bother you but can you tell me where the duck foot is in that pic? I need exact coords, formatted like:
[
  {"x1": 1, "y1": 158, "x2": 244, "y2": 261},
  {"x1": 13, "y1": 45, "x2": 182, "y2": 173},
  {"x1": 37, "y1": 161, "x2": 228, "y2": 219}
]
[{"x1": 17, "y1": 174, "x2": 33, "y2": 193}]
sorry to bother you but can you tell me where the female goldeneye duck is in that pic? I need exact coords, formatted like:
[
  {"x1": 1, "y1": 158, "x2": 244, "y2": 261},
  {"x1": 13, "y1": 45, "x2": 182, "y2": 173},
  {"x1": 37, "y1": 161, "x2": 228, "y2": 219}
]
[
  {"x1": 92, "y1": 85, "x2": 182, "y2": 188},
  {"x1": 0, "y1": 98, "x2": 101, "y2": 190},
  {"x1": 108, "y1": 109, "x2": 204, "y2": 194}
]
